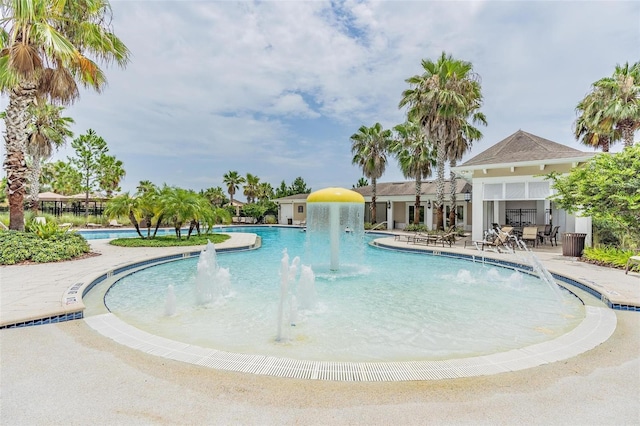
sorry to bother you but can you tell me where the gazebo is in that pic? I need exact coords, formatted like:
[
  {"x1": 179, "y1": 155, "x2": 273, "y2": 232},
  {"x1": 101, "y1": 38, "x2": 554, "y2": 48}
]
[{"x1": 37, "y1": 192, "x2": 70, "y2": 216}]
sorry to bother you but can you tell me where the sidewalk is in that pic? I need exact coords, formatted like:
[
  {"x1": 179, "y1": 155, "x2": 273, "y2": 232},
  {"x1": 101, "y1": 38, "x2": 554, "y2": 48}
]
[{"x1": 0, "y1": 232, "x2": 258, "y2": 328}]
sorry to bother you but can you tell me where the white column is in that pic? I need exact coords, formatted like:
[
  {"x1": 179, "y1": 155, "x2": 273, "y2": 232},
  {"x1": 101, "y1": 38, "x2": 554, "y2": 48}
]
[
  {"x1": 387, "y1": 202, "x2": 393, "y2": 230},
  {"x1": 574, "y1": 215, "x2": 592, "y2": 247},
  {"x1": 472, "y1": 189, "x2": 483, "y2": 241},
  {"x1": 426, "y1": 201, "x2": 434, "y2": 230}
]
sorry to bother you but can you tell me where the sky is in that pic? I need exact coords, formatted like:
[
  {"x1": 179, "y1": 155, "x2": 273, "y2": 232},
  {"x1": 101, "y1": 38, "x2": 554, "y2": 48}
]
[{"x1": 1, "y1": 1, "x2": 639, "y2": 200}]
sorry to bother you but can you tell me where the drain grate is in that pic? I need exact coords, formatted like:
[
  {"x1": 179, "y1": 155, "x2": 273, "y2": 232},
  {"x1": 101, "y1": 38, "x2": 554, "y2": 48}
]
[{"x1": 84, "y1": 307, "x2": 616, "y2": 382}]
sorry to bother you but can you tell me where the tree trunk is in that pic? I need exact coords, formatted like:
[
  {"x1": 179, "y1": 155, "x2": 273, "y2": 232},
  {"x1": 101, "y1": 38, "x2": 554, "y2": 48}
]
[
  {"x1": 4, "y1": 82, "x2": 38, "y2": 231},
  {"x1": 28, "y1": 156, "x2": 42, "y2": 213},
  {"x1": 435, "y1": 139, "x2": 446, "y2": 231},
  {"x1": 448, "y1": 158, "x2": 458, "y2": 230},
  {"x1": 414, "y1": 179, "x2": 421, "y2": 225},
  {"x1": 371, "y1": 177, "x2": 377, "y2": 224},
  {"x1": 619, "y1": 120, "x2": 634, "y2": 148}
]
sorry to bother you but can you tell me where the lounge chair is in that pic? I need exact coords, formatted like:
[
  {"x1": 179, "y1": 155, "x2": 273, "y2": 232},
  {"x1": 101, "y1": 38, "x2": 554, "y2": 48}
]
[
  {"x1": 412, "y1": 232, "x2": 440, "y2": 246},
  {"x1": 541, "y1": 226, "x2": 560, "y2": 246},
  {"x1": 625, "y1": 254, "x2": 640, "y2": 275},
  {"x1": 86, "y1": 222, "x2": 102, "y2": 228},
  {"x1": 521, "y1": 226, "x2": 539, "y2": 248},
  {"x1": 109, "y1": 219, "x2": 123, "y2": 227}
]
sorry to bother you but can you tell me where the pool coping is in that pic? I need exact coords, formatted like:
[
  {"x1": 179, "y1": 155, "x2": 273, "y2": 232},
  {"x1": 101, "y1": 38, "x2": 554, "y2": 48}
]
[{"x1": 81, "y1": 235, "x2": 618, "y2": 381}]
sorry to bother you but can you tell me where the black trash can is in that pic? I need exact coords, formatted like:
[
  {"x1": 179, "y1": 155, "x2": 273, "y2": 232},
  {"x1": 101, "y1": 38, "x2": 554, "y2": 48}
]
[
  {"x1": 287, "y1": 218, "x2": 293, "y2": 225},
  {"x1": 562, "y1": 233, "x2": 587, "y2": 257}
]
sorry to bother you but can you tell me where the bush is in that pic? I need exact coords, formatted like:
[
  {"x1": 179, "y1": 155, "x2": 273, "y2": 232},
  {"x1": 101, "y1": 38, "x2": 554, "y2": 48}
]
[
  {"x1": 404, "y1": 224, "x2": 429, "y2": 233},
  {"x1": 0, "y1": 231, "x2": 90, "y2": 265},
  {"x1": 110, "y1": 233, "x2": 230, "y2": 247},
  {"x1": 582, "y1": 246, "x2": 637, "y2": 270},
  {"x1": 263, "y1": 214, "x2": 277, "y2": 224}
]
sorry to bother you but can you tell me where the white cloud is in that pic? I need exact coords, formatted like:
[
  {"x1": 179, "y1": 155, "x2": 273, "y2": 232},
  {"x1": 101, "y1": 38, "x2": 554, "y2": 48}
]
[{"x1": 2, "y1": 0, "x2": 637, "y2": 196}]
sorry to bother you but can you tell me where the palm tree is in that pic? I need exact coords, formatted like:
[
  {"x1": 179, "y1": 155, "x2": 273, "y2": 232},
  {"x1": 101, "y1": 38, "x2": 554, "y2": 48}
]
[
  {"x1": 256, "y1": 182, "x2": 274, "y2": 202},
  {"x1": 574, "y1": 88, "x2": 619, "y2": 152},
  {"x1": 399, "y1": 52, "x2": 485, "y2": 230},
  {"x1": 202, "y1": 186, "x2": 227, "y2": 207},
  {"x1": 350, "y1": 122, "x2": 393, "y2": 224},
  {"x1": 243, "y1": 173, "x2": 260, "y2": 204},
  {"x1": 104, "y1": 193, "x2": 143, "y2": 238},
  {"x1": 391, "y1": 120, "x2": 436, "y2": 225},
  {"x1": 223, "y1": 171, "x2": 245, "y2": 208},
  {"x1": 23, "y1": 101, "x2": 74, "y2": 210},
  {"x1": 161, "y1": 187, "x2": 208, "y2": 239},
  {"x1": 446, "y1": 118, "x2": 485, "y2": 228},
  {"x1": 353, "y1": 177, "x2": 369, "y2": 188},
  {"x1": 136, "y1": 180, "x2": 156, "y2": 195},
  {"x1": 587, "y1": 62, "x2": 639, "y2": 148},
  {"x1": 137, "y1": 183, "x2": 163, "y2": 238},
  {"x1": 0, "y1": 0, "x2": 130, "y2": 230}
]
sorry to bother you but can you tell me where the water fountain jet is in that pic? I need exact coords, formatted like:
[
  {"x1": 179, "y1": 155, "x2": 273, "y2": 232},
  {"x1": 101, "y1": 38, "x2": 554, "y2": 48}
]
[{"x1": 306, "y1": 187, "x2": 365, "y2": 271}]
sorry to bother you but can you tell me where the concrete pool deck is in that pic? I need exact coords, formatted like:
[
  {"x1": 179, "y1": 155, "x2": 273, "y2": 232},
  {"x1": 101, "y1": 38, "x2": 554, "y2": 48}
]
[{"x1": 1, "y1": 229, "x2": 639, "y2": 423}]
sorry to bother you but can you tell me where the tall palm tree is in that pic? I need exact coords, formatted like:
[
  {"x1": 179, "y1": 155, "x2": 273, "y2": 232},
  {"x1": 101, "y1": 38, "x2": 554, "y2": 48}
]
[
  {"x1": 136, "y1": 180, "x2": 156, "y2": 195},
  {"x1": 399, "y1": 52, "x2": 485, "y2": 230},
  {"x1": 590, "y1": 61, "x2": 640, "y2": 148},
  {"x1": 446, "y1": 118, "x2": 485, "y2": 228},
  {"x1": 223, "y1": 170, "x2": 245, "y2": 208},
  {"x1": 391, "y1": 120, "x2": 436, "y2": 225},
  {"x1": 202, "y1": 186, "x2": 227, "y2": 207},
  {"x1": 353, "y1": 177, "x2": 369, "y2": 188},
  {"x1": 256, "y1": 182, "x2": 274, "y2": 202},
  {"x1": 243, "y1": 173, "x2": 260, "y2": 204},
  {"x1": 574, "y1": 89, "x2": 618, "y2": 152},
  {"x1": 23, "y1": 101, "x2": 74, "y2": 210},
  {"x1": 350, "y1": 122, "x2": 393, "y2": 224},
  {"x1": 0, "y1": 0, "x2": 129, "y2": 230}
]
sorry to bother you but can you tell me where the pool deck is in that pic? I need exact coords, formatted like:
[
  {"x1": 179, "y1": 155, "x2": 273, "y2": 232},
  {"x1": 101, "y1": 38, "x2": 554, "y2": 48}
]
[{"x1": 1, "y1": 229, "x2": 639, "y2": 424}]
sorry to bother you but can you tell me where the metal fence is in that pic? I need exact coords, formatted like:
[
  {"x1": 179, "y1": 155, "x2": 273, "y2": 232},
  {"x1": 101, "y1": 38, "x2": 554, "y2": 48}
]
[{"x1": 505, "y1": 208, "x2": 537, "y2": 227}]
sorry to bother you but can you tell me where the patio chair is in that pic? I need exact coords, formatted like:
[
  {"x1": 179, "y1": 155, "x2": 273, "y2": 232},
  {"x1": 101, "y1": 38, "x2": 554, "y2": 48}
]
[
  {"x1": 109, "y1": 219, "x2": 123, "y2": 227},
  {"x1": 541, "y1": 226, "x2": 560, "y2": 246},
  {"x1": 411, "y1": 232, "x2": 439, "y2": 246},
  {"x1": 625, "y1": 253, "x2": 640, "y2": 275},
  {"x1": 435, "y1": 227, "x2": 458, "y2": 247},
  {"x1": 521, "y1": 226, "x2": 539, "y2": 248}
]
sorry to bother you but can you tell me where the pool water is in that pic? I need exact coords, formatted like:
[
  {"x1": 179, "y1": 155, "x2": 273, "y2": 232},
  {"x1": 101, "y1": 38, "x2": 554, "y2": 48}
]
[{"x1": 104, "y1": 227, "x2": 585, "y2": 362}]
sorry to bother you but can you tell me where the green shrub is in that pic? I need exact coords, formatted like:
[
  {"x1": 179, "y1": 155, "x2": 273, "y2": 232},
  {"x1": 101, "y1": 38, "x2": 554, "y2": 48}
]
[
  {"x1": 26, "y1": 220, "x2": 66, "y2": 239},
  {"x1": 583, "y1": 246, "x2": 637, "y2": 269},
  {"x1": 0, "y1": 231, "x2": 90, "y2": 265},
  {"x1": 110, "y1": 233, "x2": 230, "y2": 247},
  {"x1": 404, "y1": 224, "x2": 429, "y2": 233},
  {"x1": 263, "y1": 214, "x2": 277, "y2": 224}
]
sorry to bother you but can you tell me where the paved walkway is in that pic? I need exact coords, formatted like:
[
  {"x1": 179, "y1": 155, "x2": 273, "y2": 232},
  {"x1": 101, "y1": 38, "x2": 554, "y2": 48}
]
[
  {"x1": 1, "y1": 229, "x2": 639, "y2": 424},
  {"x1": 0, "y1": 232, "x2": 258, "y2": 327}
]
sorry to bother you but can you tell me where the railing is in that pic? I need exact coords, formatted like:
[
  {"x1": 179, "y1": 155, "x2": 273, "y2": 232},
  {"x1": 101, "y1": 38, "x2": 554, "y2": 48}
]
[{"x1": 505, "y1": 209, "x2": 536, "y2": 227}]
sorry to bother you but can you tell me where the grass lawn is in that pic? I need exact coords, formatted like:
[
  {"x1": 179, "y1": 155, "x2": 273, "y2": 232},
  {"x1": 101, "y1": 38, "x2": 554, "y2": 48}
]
[{"x1": 109, "y1": 233, "x2": 230, "y2": 247}]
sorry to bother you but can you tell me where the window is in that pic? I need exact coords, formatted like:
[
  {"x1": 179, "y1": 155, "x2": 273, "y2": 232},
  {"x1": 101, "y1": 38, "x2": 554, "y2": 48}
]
[{"x1": 297, "y1": 205, "x2": 304, "y2": 213}]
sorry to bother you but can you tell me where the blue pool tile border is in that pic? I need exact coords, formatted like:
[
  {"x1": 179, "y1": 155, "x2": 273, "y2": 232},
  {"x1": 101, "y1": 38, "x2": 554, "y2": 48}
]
[{"x1": 0, "y1": 311, "x2": 83, "y2": 329}]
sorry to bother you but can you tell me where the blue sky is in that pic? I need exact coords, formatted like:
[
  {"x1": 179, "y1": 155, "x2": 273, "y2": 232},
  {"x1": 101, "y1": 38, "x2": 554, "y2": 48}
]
[{"x1": 2, "y1": 1, "x2": 638, "y2": 199}]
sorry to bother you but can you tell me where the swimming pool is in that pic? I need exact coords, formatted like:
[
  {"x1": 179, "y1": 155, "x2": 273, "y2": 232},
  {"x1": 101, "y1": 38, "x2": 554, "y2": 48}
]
[{"x1": 103, "y1": 226, "x2": 585, "y2": 362}]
